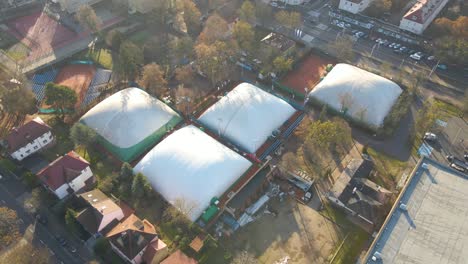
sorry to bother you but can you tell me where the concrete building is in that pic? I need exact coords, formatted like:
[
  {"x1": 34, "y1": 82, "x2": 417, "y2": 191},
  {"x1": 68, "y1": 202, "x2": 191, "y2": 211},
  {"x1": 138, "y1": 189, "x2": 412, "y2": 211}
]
[
  {"x1": 5, "y1": 117, "x2": 54, "y2": 161},
  {"x1": 364, "y1": 157, "x2": 468, "y2": 264},
  {"x1": 76, "y1": 189, "x2": 125, "y2": 236},
  {"x1": 399, "y1": 0, "x2": 450, "y2": 35},
  {"x1": 37, "y1": 151, "x2": 94, "y2": 199},
  {"x1": 106, "y1": 214, "x2": 168, "y2": 264},
  {"x1": 339, "y1": 0, "x2": 375, "y2": 14},
  {"x1": 278, "y1": 0, "x2": 307, "y2": 6}
]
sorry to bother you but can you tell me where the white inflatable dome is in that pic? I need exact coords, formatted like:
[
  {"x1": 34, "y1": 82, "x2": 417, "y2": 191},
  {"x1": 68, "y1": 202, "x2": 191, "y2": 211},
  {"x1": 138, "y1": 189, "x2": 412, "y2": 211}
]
[
  {"x1": 80, "y1": 88, "x2": 181, "y2": 161},
  {"x1": 134, "y1": 125, "x2": 252, "y2": 221},
  {"x1": 198, "y1": 82, "x2": 296, "y2": 153},
  {"x1": 308, "y1": 64, "x2": 402, "y2": 127}
]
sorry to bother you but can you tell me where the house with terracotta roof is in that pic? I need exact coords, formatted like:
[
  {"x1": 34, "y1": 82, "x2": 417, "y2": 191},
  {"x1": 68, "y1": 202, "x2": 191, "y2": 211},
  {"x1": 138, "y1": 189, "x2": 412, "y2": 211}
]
[
  {"x1": 339, "y1": 0, "x2": 375, "y2": 14},
  {"x1": 161, "y1": 250, "x2": 198, "y2": 264},
  {"x1": 4, "y1": 117, "x2": 54, "y2": 161},
  {"x1": 106, "y1": 214, "x2": 168, "y2": 264},
  {"x1": 76, "y1": 189, "x2": 125, "y2": 237},
  {"x1": 399, "y1": 0, "x2": 450, "y2": 34},
  {"x1": 36, "y1": 151, "x2": 94, "y2": 199}
]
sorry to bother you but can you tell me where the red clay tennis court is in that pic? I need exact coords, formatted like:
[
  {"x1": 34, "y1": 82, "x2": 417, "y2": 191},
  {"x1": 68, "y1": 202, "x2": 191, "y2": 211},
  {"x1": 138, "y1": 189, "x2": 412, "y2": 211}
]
[
  {"x1": 281, "y1": 53, "x2": 335, "y2": 95},
  {"x1": 55, "y1": 64, "x2": 96, "y2": 108},
  {"x1": 6, "y1": 11, "x2": 77, "y2": 58}
]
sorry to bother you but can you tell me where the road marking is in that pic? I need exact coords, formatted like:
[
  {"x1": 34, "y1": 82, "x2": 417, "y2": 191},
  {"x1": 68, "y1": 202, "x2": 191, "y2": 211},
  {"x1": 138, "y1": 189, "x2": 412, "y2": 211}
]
[
  {"x1": 40, "y1": 239, "x2": 45, "y2": 245},
  {"x1": 451, "y1": 127, "x2": 462, "y2": 145},
  {"x1": 49, "y1": 249, "x2": 55, "y2": 256}
]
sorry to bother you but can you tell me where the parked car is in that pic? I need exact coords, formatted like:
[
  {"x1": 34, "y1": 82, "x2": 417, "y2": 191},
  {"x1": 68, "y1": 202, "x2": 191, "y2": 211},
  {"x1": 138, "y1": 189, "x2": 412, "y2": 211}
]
[
  {"x1": 427, "y1": 55, "x2": 435, "y2": 61},
  {"x1": 437, "y1": 64, "x2": 448, "y2": 70},
  {"x1": 410, "y1": 53, "x2": 422, "y2": 60},
  {"x1": 446, "y1": 155, "x2": 454, "y2": 163},
  {"x1": 55, "y1": 235, "x2": 68, "y2": 247},
  {"x1": 68, "y1": 245, "x2": 77, "y2": 253},
  {"x1": 464, "y1": 153, "x2": 468, "y2": 162},
  {"x1": 423, "y1": 132, "x2": 437, "y2": 141},
  {"x1": 394, "y1": 43, "x2": 401, "y2": 49}
]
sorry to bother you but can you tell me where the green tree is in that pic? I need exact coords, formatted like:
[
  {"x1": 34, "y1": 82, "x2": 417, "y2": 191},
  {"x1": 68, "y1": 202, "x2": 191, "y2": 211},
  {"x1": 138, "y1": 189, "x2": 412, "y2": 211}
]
[
  {"x1": 94, "y1": 237, "x2": 110, "y2": 256},
  {"x1": 365, "y1": 0, "x2": 391, "y2": 17},
  {"x1": 65, "y1": 208, "x2": 78, "y2": 234},
  {"x1": 0, "y1": 83, "x2": 36, "y2": 116},
  {"x1": 76, "y1": 5, "x2": 101, "y2": 34},
  {"x1": 272, "y1": 56, "x2": 293, "y2": 74},
  {"x1": 105, "y1": 29, "x2": 123, "y2": 51},
  {"x1": 171, "y1": 36, "x2": 195, "y2": 62},
  {"x1": 132, "y1": 172, "x2": 147, "y2": 199},
  {"x1": 44, "y1": 82, "x2": 77, "y2": 119},
  {"x1": 175, "y1": 65, "x2": 195, "y2": 85},
  {"x1": 233, "y1": 21, "x2": 255, "y2": 52},
  {"x1": 118, "y1": 41, "x2": 143, "y2": 81},
  {"x1": 432, "y1": 36, "x2": 468, "y2": 65},
  {"x1": 308, "y1": 120, "x2": 347, "y2": 147},
  {"x1": 239, "y1": 0, "x2": 256, "y2": 24},
  {"x1": 70, "y1": 122, "x2": 97, "y2": 158},
  {"x1": 120, "y1": 162, "x2": 134, "y2": 182},
  {"x1": 0, "y1": 207, "x2": 20, "y2": 249}
]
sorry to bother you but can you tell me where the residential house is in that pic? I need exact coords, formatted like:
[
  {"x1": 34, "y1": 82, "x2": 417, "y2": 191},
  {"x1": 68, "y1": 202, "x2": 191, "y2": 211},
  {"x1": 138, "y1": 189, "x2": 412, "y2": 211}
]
[
  {"x1": 128, "y1": 0, "x2": 155, "y2": 14},
  {"x1": 106, "y1": 214, "x2": 168, "y2": 264},
  {"x1": 399, "y1": 0, "x2": 450, "y2": 35},
  {"x1": 5, "y1": 117, "x2": 54, "y2": 161},
  {"x1": 37, "y1": 151, "x2": 94, "y2": 199},
  {"x1": 161, "y1": 250, "x2": 198, "y2": 264},
  {"x1": 327, "y1": 159, "x2": 391, "y2": 228},
  {"x1": 76, "y1": 189, "x2": 125, "y2": 237},
  {"x1": 339, "y1": 0, "x2": 376, "y2": 14}
]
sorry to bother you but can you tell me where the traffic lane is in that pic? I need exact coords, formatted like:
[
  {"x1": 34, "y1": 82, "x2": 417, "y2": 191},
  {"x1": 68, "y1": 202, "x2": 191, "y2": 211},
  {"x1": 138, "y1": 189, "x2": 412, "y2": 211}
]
[
  {"x1": 34, "y1": 223, "x2": 83, "y2": 264},
  {"x1": 0, "y1": 179, "x2": 82, "y2": 264}
]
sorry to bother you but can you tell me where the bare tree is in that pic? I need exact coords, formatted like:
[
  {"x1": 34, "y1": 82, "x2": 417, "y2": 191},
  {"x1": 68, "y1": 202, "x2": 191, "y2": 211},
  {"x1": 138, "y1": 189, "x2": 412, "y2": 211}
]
[
  {"x1": 231, "y1": 251, "x2": 258, "y2": 264},
  {"x1": 137, "y1": 63, "x2": 168, "y2": 96}
]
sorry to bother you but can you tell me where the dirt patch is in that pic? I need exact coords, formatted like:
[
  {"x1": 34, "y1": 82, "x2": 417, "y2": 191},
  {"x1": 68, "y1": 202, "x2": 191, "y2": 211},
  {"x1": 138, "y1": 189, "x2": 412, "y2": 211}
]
[
  {"x1": 226, "y1": 198, "x2": 343, "y2": 264},
  {"x1": 281, "y1": 53, "x2": 335, "y2": 96}
]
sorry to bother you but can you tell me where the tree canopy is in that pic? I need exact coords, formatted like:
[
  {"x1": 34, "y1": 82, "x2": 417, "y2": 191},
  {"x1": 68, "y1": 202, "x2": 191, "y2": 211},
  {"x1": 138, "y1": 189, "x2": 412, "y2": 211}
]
[
  {"x1": 76, "y1": 5, "x2": 101, "y2": 34},
  {"x1": 274, "y1": 11, "x2": 301, "y2": 29},
  {"x1": 329, "y1": 35, "x2": 355, "y2": 62},
  {"x1": 195, "y1": 40, "x2": 236, "y2": 85},
  {"x1": 44, "y1": 82, "x2": 77, "y2": 118},
  {"x1": 70, "y1": 122, "x2": 97, "y2": 158},
  {"x1": 0, "y1": 207, "x2": 20, "y2": 249},
  {"x1": 307, "y1": 120, "x2": 348, "y2": 147},
  {"x1": 2, "y1": 241, "x2": 49, "y2": 264},
  {"x1": 272, "y1": 56, "x2": 293, "y2": 74},
  {"x1": 233, "y1": 21, "x2": 255, "y2": 52},
  {"x1": 137, "y1": 63, "x2": 168, "y2": 96},
  {"x1": 198, "y1": 14, "x2": 229, "y2": 44},
  {"x1": 118, "y1": 41, "x2": 143, "y2": 81},
  {"x1": 0, "y1": 82, "x2": 36, "y2": 116},
  {"x1": 238, "y1": 0, "x2": 256, "y2": 24}
]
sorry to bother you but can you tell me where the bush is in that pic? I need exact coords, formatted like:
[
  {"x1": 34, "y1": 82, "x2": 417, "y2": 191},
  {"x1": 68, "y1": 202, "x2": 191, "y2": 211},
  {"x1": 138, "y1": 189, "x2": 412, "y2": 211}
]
[
  {"x1": 23, "y1": 171, "x2": 38, "y2": 188},
  {"x1": 94, "y1": 237, "x2": 110, "y2": 256}
]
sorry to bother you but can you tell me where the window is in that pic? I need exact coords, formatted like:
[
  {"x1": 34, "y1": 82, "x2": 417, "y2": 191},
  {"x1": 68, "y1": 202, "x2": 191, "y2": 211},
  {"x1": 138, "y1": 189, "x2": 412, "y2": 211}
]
[
  {"x1": 20, "y1": 154, "x2": 23, "y2": 158},
  {"x1": 43, "y1": 140, "x2": 47, "y2": 144},
  {"x1": 34, "y1": 146, "x2": 38, "y2": 150},
  {"x1": 26, "y1": 150, "x2": 30, "y2": 154}
]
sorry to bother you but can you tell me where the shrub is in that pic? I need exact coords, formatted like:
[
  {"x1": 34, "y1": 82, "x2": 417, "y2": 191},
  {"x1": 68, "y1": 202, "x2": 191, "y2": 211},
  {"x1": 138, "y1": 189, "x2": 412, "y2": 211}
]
[{"x1": 94, "y1": 237, "x2": 110, "y2": 256}]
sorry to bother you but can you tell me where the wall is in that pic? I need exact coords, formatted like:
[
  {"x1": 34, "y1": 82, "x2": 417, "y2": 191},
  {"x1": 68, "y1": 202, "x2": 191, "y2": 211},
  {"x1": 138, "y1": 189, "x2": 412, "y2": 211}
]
[
  {"x1": 97, "y1": 208, "x2": 124, "y2": 232},
  {"x1": 339, "y1": 0, "x2": 373, "y2": 14},
  {"x1": 399, "y1": 0, "x2": 450, "y2": 35},
  {"x1": 53, "y1": 183, "x2": 70, "y2": 200},
  {"x1": 68, "y1": 166, "x2": 93, "y2": 193},
  {"x1": 11, "y1": 132, "x2": 53, "y2": 161}
]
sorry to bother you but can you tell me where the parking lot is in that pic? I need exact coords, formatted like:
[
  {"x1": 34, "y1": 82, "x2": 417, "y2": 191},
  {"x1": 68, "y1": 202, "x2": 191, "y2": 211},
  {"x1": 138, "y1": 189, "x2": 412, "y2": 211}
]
[{"x1": 423, "y1": 117, "x2": 467, "y2": 172}]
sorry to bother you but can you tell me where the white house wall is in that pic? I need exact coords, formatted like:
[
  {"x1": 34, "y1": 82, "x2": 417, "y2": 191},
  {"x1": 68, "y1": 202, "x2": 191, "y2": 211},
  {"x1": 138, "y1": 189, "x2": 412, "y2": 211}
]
[
  {"x1": 98, "y1": 209, "x2": 124, "y2": 232},
  {"x1": 68, "y1": 166, "x2": 93, "y2": 193},
  {"x1": 11, "y1": 132, "x2": 53, "y2": 161},
  {"x1": 339, "y1": 0, "x2": 374, "y2": 14}
]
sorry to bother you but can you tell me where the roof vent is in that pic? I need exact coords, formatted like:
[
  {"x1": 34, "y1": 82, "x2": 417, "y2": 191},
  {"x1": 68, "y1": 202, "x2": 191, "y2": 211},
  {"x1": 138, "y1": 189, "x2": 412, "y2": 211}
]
[
  {"x1": 92, "y1": 198, "x2": 98, "y2": 202},
  {"x1": 399, "y1": 203, "x2": 408, "y2": 211},
  {"x1": 371, "y1": 251, "x2": 382, "y2": 261},
  {"x1": 87, "y1": 194, "x2": 93, "y2": 197},
  {"x1": 421, "y1": 163, "x2": 429, "y2": 170},
  {"x1": 352, "y1": 187, "x2": 357, "y2": 194}
]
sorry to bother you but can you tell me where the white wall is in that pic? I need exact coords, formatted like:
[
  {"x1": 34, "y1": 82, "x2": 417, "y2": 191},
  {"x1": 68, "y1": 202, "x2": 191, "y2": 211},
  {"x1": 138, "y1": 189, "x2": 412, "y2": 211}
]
[
  {"x1": 98, "y1": 209, "x2": 124, "y2": 232},
  {"x1": 339, "y1": 0, "x2": 373, "y2": 14},
  {"x1": 11, "y1": 132, "x2": 53, "y2": 161},
  {"x1": 52, "y1": 166, "x2": 94, "y2": 200},
  {"x1": 279, "y1": 0, "x2": 306, "y2": 6},
  {"x1": 399, "y1": 0, "x2": 449, "y2": 35}
]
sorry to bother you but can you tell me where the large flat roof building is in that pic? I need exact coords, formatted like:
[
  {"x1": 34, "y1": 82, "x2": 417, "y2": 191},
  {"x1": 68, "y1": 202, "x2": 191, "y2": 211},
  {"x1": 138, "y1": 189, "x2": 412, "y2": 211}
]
[{"x1": 364, "y1": 157, "x2": 468, "y2": 264}]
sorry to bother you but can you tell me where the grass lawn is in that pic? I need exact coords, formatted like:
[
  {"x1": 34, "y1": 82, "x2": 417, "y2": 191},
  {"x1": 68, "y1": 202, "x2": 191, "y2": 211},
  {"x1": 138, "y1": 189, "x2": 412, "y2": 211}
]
[
  {"x1": 129, "y1": 30, "x2": 151, "y2": 46},
  {"x1": 330, "y1": 227, "x2": 369, "y2": 264},
  {"x1": 5, "y1": 42, "x2": 29, "y2": 61},
  {"x1": 367, "y1": 148, "x2": 408, "y2": 190},
  {"x1": 0, "y1": 30, "x2": 17, "y2": 49},
  {"x1": 89, "y1": 48, "x2": 113, "y2": 69}
]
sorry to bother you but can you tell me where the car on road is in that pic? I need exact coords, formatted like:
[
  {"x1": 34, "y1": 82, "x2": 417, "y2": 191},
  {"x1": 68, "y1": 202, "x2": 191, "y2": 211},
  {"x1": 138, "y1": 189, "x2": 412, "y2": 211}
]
[
  {"x1": 393, "y1": 43, "x2": 401, "y2": 49},
  {"x1": 423, "y1": 132, "x2": 437, "y2": 141},
  {"x1": 427, "y1": 56, "x2": 435, "y2": 61},
  {"x1": 270, "y1": 1, "x2": 278, "y2": 7},
  {"x1": 446, "y1": 155, "x2": 454, "y2": 163},
  {"x1": 68, "y1": 245, "x2": 77, "y2": 253},
  {"x1": 35, "y1": 214, "x2": 48, "y2": 225},
  {"x1": 464, "y1": 153, "x2": 468, "y2": 162},
  {"x1": 437, "y1": 64, "x2": 448, "y2": 70},
  {"x1": 55, "y1": 235, "x2": 68, "y2": 247},
  {"x1": 410, "y1": 52, "x2": 422, "y2": 60},
  {"x1": 450, "y1": 159, "x2": 467, "y2": 173}
]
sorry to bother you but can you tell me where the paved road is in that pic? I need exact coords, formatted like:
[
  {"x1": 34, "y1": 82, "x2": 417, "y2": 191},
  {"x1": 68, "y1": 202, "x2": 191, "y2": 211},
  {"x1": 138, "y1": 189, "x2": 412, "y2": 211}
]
[{"x1": 0, "y1": 168, "x2": 87, "y2": 264}]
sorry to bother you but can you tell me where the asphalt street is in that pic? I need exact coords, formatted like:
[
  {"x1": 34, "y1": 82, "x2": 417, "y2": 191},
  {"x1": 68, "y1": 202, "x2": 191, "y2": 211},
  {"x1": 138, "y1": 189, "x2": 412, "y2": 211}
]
[{"x1": 0, "y1": 168, "x2": 86, "y2": 264}]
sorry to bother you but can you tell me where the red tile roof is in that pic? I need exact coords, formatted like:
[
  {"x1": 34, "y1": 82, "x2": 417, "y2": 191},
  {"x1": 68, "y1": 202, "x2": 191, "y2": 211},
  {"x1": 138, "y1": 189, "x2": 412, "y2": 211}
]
[
  {"x1": 161, "y1": 250, "x2": 198, "y2": 264},
  {"x1": 6, "y1": 117, "x2": 52, "y2": 153},
  {"x1": 37, "y1": 151, "x2": 90, "y2": 190},
  {"x1": 403, "y1": 0, "x2": 446, "y2": 24}
]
